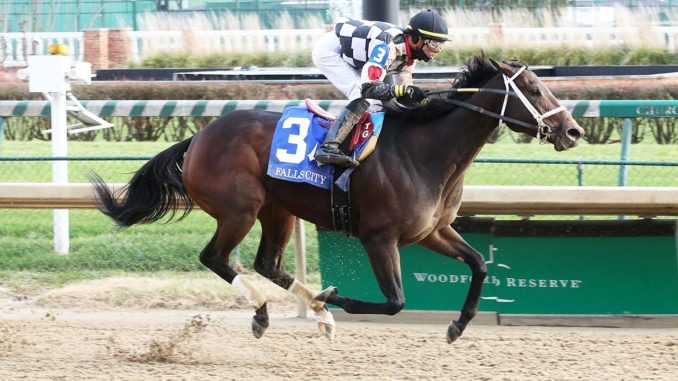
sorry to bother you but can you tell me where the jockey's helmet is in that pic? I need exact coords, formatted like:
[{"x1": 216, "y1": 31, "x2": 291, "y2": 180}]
[
  {"x1": 407, "y1": 10, "x2": 449, "y2": 61},
  {"x1": 407, "y1": 9, "x2": 449, "y2": 52}
]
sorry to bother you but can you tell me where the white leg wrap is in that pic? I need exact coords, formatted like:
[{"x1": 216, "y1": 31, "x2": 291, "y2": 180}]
[
  {"x1": 288, "y1": 279, "x2": 325, "y2": 313},
  {"x1": 317, "y1": 308, "x2": 335, "y2": 326},
  {"x1": 232, "y1": 275, "x2": 267, "y2": 309},
  {"x1": 317, "y1": 307, "x2": 336, "y2": 341}
]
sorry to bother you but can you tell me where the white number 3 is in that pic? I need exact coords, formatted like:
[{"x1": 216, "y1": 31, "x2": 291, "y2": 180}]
[
  {"x1": 276, "y1": 117, "x2": 310, "y2": 164},
  {"x1": 373, "y1": 46, "x2": 386, "y2": 62}
]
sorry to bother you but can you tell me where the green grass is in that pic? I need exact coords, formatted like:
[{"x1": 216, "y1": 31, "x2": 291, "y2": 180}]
[
  {"x1": 0, "y1": 208, "x2": 320, "y2": 271},
  {"x1": 0, "y1": 141, "x2": 176, "y2": 182},
  {"x1": 0, "y1": 137, "x2": 676, "y2": 291},
  {"x1": 467, "y1": 135, "x2": 678, "y2": 186},
  {"x1": 3, "y1": 136, "x2": 676, "y2": 184}
]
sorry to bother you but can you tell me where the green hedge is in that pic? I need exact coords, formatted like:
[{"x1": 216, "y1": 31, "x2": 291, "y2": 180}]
[
  {"x1": 436, "y1": 46, "x2": 678, "y2": 66},
  {"x1": 130, "y1": 46, "x2": 678, "y2": 68},
  {"x1": 131, "y1": 51, "x2": 313, "y2": 69}
]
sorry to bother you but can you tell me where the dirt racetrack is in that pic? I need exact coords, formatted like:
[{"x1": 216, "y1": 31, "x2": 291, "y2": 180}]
[{"x1": 1, "y1": 275, "x2": 677, "y2": 381}]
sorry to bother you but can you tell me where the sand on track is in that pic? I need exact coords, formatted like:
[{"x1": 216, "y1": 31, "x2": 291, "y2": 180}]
[{"x1": 1, "y1": 275, "x2": 677, "y2": 381}]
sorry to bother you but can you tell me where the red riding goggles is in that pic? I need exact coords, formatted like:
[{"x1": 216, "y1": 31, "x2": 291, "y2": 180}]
[{"x1": 424, "y1": 39, "x2": 445, "y2": 53}]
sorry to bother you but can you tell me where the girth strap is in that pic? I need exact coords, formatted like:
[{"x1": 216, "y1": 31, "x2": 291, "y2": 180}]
[{"x1": 330, "y1": 168, "x2": 353, "y2": 237}]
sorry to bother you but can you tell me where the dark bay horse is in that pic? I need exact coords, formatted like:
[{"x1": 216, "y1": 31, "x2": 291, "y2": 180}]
[{"x1": 91, "y1": 52, "x2": 583, "y2": 344}]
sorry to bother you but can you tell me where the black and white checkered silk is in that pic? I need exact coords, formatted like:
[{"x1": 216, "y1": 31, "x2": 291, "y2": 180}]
[{"x1": 334, "y1": 17, "x2": 409, "y2": 72}]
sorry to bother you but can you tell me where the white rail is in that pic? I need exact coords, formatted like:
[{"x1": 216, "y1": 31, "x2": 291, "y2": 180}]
[
  {"x1": 2, "y1": 183, "x2": 677, "y2": 217},
  {"x1": 3, "y1": 26, "x2": 677, "y2": 66},
  {"x1": 128, "y1": 29, "x2": 321, "y2": 61},
  {"x1": 1, "y1": 32, "x2": 83, "y2": 66}
]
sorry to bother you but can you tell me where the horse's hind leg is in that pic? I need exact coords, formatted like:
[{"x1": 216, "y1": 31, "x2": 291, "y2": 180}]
[
  {"x1": 199, "y1": 216, "x2": 271, "y2": 337},
  {"x1": 252, "y1": 204, "x2": 296, "y2": 290},
  {"x1": 254, "y1": 204, "x2": 334, "y2": 337}
]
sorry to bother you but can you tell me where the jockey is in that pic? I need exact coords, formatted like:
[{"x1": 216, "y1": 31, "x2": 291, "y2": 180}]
[{"x1": 312, "y1": 9, "x2": 449, "y2": 167}]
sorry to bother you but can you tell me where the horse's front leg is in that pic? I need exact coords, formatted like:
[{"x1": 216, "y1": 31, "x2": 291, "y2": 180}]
[
  {"x1": 325, "y1": 235, "x2": 406, "y2": 315},
  {"x1": 418, "y1": 225, "x2": 487, "y2": 343}
]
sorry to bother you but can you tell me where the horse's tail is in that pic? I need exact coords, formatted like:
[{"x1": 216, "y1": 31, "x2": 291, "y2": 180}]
[{"x1": 89, "y1": 137, "x2": 194, "y2": 228}]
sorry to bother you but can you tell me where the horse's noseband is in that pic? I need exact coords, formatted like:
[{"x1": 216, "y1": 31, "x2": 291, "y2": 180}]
[{"x1": 502, "y1": 66, "x2": 567, "y2": 143}]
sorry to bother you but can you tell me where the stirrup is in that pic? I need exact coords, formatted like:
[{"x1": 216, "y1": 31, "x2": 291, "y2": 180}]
[{"x1": 316, "y1": 148, "x2": 360, "y2": 168}]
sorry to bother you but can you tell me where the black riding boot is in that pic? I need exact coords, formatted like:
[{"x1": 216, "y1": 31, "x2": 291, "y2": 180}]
[{"x1": 315, "y1": 100, "x2": 367, "y2": 167}]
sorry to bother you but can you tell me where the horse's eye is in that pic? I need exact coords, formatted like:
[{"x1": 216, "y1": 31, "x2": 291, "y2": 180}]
[{"x1": 531, "y1": 87, "x2": 541, "y2": 96}]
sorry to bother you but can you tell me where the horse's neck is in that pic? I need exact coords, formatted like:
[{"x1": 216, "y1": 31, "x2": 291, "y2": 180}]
[{"x1": 425, "y1": 87, "x2": 503, "y2": 180}]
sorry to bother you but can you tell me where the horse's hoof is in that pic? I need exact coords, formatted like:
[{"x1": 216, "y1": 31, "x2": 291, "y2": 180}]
[
  {"x1": 317, "y1": 307, "x2": 336, "y2": 341},
  {"x1": 446, "y1": 320, "x2": 463, "y2": 344},
  {"x1": 318, "y1": 322, "x2": 335, "y2": 341},
  {"x1": 251, "y1": 317, "x2": 269, "y2": 339},
  {"x1": 314, "y1": 286, "x2": 338, "y2": 302},
  {"x1": 252, "y1": 305, "x2": 269, "y2": 339}
]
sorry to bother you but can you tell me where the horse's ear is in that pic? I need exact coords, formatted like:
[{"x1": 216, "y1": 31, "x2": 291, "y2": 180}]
[{"x1": 489, "y1": 58, "x2": 513, "y2": 77}]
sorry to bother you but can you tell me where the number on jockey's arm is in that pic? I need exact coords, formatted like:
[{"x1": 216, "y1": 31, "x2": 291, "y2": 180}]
[{"x1": 360, "y1": 43, "x2": 390, "y2": 82}]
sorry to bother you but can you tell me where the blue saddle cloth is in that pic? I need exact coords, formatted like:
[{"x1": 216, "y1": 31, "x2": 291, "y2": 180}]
[{"x1": 266, "y1": 106, "x2": 384, "y2": 190}]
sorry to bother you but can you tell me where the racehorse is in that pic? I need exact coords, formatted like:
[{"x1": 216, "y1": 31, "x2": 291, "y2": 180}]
[{"x1": 90, "y1": 51, "x2": 583, "y2": 344}]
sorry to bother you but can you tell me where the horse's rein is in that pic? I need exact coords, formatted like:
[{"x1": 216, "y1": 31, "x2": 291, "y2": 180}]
[
  {"x1": 427, "y1": 88, "x2": 516, "y2": 97},
  {"x1": 427, "y1": 67, "x2": 569, "y2": 143},
  {"x1": 426, "y1": 88, "x2": 542, "y2": 132}
]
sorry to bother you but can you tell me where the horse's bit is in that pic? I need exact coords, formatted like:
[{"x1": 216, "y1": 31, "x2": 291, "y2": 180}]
[{"x1": 500, "y1": 65, "x2": 567, "y2": 143}]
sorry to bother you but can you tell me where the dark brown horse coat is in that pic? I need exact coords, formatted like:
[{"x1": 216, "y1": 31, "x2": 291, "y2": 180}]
[{"x1": 92, "y1": 52, "x2": 583, "y2": 343}]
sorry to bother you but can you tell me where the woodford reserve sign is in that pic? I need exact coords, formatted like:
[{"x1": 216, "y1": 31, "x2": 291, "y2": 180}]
[{"x1": 318, "y1": 219, "x2": 678, "y2": 315}]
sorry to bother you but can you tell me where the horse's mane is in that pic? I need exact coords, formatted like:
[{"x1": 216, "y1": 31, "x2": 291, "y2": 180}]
[{"x1": 391, "y1": 51, "x2": 512, "y2": 122}]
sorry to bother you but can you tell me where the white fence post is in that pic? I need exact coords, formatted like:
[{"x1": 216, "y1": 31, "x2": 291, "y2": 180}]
[
  {"x1": 294, "y1": 218, "x2": 308, "y2": 318},
  {"x1": 50, "y1": 91, "x2": 70, "y2": 254},
  {"x1": 16, "y1": 52, "x2": 104, "y2": 254}
]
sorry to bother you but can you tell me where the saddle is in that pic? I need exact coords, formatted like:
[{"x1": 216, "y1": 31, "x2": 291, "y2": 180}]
[{"x1": 305, "y1": 99, "x2": 380, "y2": 162}]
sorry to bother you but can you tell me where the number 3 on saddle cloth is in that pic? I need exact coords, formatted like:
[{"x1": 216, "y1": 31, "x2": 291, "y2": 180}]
[{"x1": 266, "y1": 105, "x2": 384, "y2": 192}]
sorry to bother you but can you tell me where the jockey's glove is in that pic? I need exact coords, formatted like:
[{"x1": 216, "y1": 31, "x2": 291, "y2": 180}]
[
  {"x1": 361, "y1": 81, "x2": 394, "y2": 101},
  {"x1": 361, "y1": 82, "x2": 428, "y2": 106},
  {"x1": 391, "y1": 85, "x2": 428, "y2": 104}
]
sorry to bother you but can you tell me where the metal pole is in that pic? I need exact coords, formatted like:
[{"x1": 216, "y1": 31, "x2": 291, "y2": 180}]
[
  {"x1": 363, "y1": 0, "x2": 400, "y2": 24},
  {"x1": 293, "y1": 218, "x2": 307, "y2": 318},
  {"x1": 618, "y1": 118, "x2": 632, "y2": 187},
  {"x1": 51, "y1": 91, "x2": 69, "y2": 254},
  {"x1": 617, "y1": 118, "x2": 633, "y2": 221}
]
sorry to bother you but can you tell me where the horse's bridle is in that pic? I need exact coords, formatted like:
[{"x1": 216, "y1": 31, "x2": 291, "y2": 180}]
[
  {"x1": 501, "y1": 66, "x2": 567, "y2": 143},
  {"x1": 427, "y1": 65, "x2": 568, "y2": 143}
]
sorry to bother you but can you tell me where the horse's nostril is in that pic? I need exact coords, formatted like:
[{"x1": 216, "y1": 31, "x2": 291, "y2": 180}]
[{"x1": 567, "y1": 127, "x2": 582, "y2": 140}]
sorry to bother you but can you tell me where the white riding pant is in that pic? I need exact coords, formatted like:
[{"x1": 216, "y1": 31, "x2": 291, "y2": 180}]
[{"x1": 312, "y1": 32, "x2": 382, "y2": 112}]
